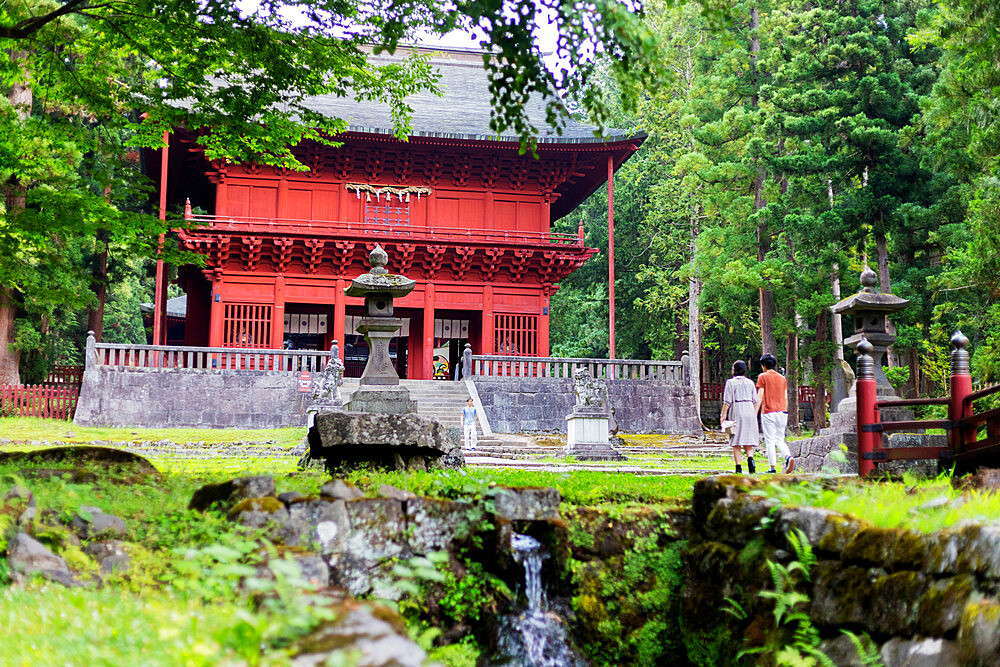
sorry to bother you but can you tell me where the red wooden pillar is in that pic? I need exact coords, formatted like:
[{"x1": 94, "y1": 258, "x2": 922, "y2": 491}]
[
  {"x1": 271, "y1": 276, "x2": 286, "y2": 349},
  {"x1": 607, "y1": 154, "x2": 616, "y2": 359},
  {"x1": 539, "y1": 292, "x2": 551, "y2": 357},
  {"x1": 209, "y1": 275, "x2": 225, "y2": 347},
  {"x1": 423, "y1": 284, "x2": 435, "y2": 380},
  {"x1": 855, "y1": 337, "x2": 878, "y2": 477},
  {"x1": 482, "y1": 285, "x2": 494, "y2": 355},
  {"x1": 949, "y1": 330, "x2": 973, "y2": 452},
  {"x1": 334, "y1": 278, "x2": 346, "y2": 361},
  {"x1": 153, "y1": 130, "x2": 170, "y2": 346},
  {"x1": 408, "y1": 315, "x2": 422, "y2": 379}
]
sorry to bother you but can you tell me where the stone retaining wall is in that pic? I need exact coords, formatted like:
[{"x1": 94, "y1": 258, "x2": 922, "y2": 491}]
[
  {"x1": 76, "y1": 367, "x2": 702, "y2": 433},
  {"x1": 74, "y1": 368, "x2": 308, "y2": 429},
  {"x1": 686, "y1": 475, "x2": 1000, "y2": 665},
  {"x1": 473, "y1": 377, "x2": 701, "y2": 435}
]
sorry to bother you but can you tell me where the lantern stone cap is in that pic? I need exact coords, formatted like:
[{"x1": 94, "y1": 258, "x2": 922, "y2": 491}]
[
  {"x1": 345, "y1": 244, "x2": 416, "y2": 298},
  {"x1": 831, "y1": 264, "x2": 910, "y2": 315},
  {"x1": 831, "y1": 290, "x2": 909, "y2": 315}
]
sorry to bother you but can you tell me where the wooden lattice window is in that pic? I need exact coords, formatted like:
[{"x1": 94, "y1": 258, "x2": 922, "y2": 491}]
[
  {"x1": 224, "y1": 303, "x2": 272, "y2": 348},
  {"x1": 494, "y1": 314, "x2": 537, "y2": 356},
  {"x1": 364, "y1": 197, "x2": 410, "y2": 225}
]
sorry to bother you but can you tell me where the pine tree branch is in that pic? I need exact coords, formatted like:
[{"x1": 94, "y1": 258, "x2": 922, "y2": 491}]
[{"x1": 0, "y1": 0, "x2": 96, "y2": 39}]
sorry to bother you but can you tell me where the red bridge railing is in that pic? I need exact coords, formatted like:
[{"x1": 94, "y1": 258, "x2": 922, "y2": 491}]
[{"x1": 856, "y1": 331, "x2": 1000, "y2": 476}]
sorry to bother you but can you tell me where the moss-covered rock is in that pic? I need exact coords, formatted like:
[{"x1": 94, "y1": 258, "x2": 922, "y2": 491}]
[
  {"x1": 814, "y1": 512, "x2": 871, "y2": 555},
  {"x1": 810, "y1": 561, "x2": 881, "y2": 627},
  {"x1": 959, "y1": 599, "x2": 1000, "y2": 666},
  {"x1": 870, "y1": 570, "x2": 929, "y2": 635},
  {"x1": 920, "y1": 574, "x2": 978, "y2": 636},
  {"x1": 690, "y1": 475, "x2": 764, "y2": 533},
  {"x1": 926, "y1": 524, "x2": 1000, "y2": 577},
  {"x1": 189, "y1": 476, "x2": 276, "y2": 512},
  {"x1": 703, "y1": 494, "x2": 774, "y2": 546},
  {"x1": 842, "y1": 526, "x2": 904, "y2": 565}
]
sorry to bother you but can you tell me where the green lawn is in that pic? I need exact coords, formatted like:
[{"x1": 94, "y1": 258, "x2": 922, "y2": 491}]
[{"x1": 0, "y1": 417, "x2": 305, "y2": 448}]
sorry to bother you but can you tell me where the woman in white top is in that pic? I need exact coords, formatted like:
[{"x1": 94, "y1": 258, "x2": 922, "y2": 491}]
[{"x1": 720, "y1": 360, "x2": 761, "y2": 474}]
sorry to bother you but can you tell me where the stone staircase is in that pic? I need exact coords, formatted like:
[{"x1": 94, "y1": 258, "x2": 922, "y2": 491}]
[{"x1": 341, "y1": 379, "x2": 494, "y2": 443}]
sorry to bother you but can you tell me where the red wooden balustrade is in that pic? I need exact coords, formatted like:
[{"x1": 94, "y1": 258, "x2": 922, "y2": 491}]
[
  {"x1": 856, "y1": 331, "x2": 1000, "y2": 476},
  {"x1": 1, "y1": 385, "x2": 79, "y2": 420},
  {"x1": 188, "y1": 214, "x2": 584, "y2": 248}
]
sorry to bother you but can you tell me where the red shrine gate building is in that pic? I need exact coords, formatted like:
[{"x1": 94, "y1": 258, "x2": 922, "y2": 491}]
[{"x1": 150, "y1": 47, "x2": 643, "y2": 380}]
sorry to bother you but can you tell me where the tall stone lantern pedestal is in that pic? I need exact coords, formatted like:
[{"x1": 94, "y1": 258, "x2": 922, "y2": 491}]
[
  {"x1": 828, "y1": 265, "x2": 911, "y2": 431},
  {"x1": 344, "y1": 246, "x2": 417, "y2": 415}
]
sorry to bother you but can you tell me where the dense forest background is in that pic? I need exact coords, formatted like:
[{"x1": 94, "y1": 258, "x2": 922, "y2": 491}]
[
  {"x1": 551, "y1": 0, "x2": 1000, "y2": 421},
  {"x1": 3, "y1": 0, "x2": 998, "y2": 416}
]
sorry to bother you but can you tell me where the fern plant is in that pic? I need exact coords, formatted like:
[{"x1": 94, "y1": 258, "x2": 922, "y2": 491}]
[{"x1": 738, "y1": 528, "x2": 882, "y2": 667}]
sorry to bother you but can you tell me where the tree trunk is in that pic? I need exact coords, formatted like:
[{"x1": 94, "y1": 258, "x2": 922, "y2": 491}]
[
  {"x1": 786, "y1": 330, "x2": 799, "y2": 432},
  {"x1": 907, "y1": 348, "x2": 919, "y2": 398},
  {"x1": 0, "y1": 50, "x2": 31, "y2": 385},
  {"x1": 812, "y1": 309, "x2": 829, "y2": 431},
  {"x1": 749, "y1": 5, "x2": 776, "y2": 356},
  {"x1": 0, "y1": 288, "x2": 19, "y2": 385},
  {"x1": 688, "y1": 205, "x2": 702, "y2": 421},
  {"x1": 87, "y1": 231, "x2": 108, "y2": 342},
  {"x1": 875, "y1": 227, "x2": 899, "y2": 367},
  {"x1": 675, "y1": 314, "x2": 686, "y2": 361}
]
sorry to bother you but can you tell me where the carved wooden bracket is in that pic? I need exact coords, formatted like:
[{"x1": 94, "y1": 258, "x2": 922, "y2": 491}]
[
  {"x1": 425, "y1": 245, "x2": 447, "y2": 278},
  {"x1": 511, "y1": 249, "x2": 534, "y2": 282},
  {"x1": 304, "y1": 239, "x2": 326, "y2": 274},
  {"x1": 453, "y1": 246, "x2": 476, "y2": 279},
  {"x1": 240, "y1": 236, "x2": 263, "y2": 270},
  {"x1": 333, "y1": 240, "x2": 356, "y2": 276},
  {"x1": 482, "y1": 247, "x2": 505, "y2": 281},
  {"x1": 273, "y1": 238, "x2": 294, "y2": 273}
]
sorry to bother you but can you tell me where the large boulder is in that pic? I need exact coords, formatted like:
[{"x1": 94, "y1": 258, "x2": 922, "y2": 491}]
[
  {"x1": 189, "y1": 476, "x2": 277, "y2": 511},
  {"x1": 7, "y1": 532, "x2": 77, "y2": 586},
  {"x1": 292, "y1": 601, "x2": 430, "y2": 667},
  {"x1": 0, "y1": 446, "x2": 157, "y2": 474},
  {"x1": 307, "y1": 412, "x2": 463, "y2": 472}
]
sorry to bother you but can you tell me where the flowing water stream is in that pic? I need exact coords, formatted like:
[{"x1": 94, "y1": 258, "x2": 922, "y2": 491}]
[{"x1": 494, "y1": 533, "x2": 585, "y2": 667}]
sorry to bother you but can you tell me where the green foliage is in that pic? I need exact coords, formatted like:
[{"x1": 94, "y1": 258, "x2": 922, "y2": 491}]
[
  {"x1": 884, "y1": 366, "x2": 911, "y2": 392},
  {"x1": 568, "y1": 510, "x2": 687, "y2": 666},
  {"x1": 753, "y1": 470, "x2": 1000, "y2": 534},
  {"x1": 345, "y1": 467, "x2": 697, "y2": 507}
]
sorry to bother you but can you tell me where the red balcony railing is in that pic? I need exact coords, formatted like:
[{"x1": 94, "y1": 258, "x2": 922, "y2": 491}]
[{"x1": 184, "y1": 214, "x2": 584, "y2": 248}]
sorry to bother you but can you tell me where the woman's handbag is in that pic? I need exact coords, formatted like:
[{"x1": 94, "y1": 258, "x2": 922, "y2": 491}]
[{"x1": 720, "y1": 419, "x2": 736, "y2": 435}]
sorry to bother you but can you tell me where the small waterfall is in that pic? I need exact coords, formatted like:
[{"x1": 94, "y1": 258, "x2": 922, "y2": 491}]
[{"x1": 494, "y1": 533, "x2": 585, "y2": 667}]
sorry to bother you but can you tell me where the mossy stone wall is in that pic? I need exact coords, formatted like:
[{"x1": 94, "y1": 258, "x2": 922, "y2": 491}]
[{"x1": 687, "y1": 475, "x2": 1000, "y2": 666}]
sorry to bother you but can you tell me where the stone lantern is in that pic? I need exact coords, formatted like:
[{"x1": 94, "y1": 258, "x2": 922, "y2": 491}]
[
  {"x1": 828, "y1": 265, "x2": 910, "y2": 428},
  {"x1": 344, "y1": 244, "x2": 417, "y2": 414}
]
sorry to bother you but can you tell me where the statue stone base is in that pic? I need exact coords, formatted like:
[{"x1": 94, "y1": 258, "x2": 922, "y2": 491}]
[
  {"x1": 564, "y1": 368, "x2": 625, "y2": 461},
  {"x1": 565, "y1": 410, "x2": 625, "y2": 461},
  {"x1": 346, "y1": 386, "x2": 417, "y2": 415}
]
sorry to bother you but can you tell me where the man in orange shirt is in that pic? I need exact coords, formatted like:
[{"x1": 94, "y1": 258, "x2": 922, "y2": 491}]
[{"x1": 756, "y1": 354, "x2": 795, "y2": 474}]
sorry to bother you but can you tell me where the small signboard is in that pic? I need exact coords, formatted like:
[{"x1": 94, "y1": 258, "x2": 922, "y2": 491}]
[{"x1": 297, "y1": 371, "x2": 313, "y2": 392}]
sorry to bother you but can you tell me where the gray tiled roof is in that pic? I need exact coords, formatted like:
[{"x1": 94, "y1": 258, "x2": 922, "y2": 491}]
[
  {"x1": 304, "y1": 47, "x2": 632, "y2": 144},
  {"x1": 140, "y1": 295, "x2": 187, "y2": 318}
]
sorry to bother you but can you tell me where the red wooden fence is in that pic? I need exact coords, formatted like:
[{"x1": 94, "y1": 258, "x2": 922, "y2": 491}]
[
  {"x1": 0, "y1": 385, "x2": 79, "y2": 420},
  {"x1": 45, "y1": 365, "x2": 84, "y2": 386},
  {"x1": 700, "y1": 382, "x2": 827, "y2": 404}
]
